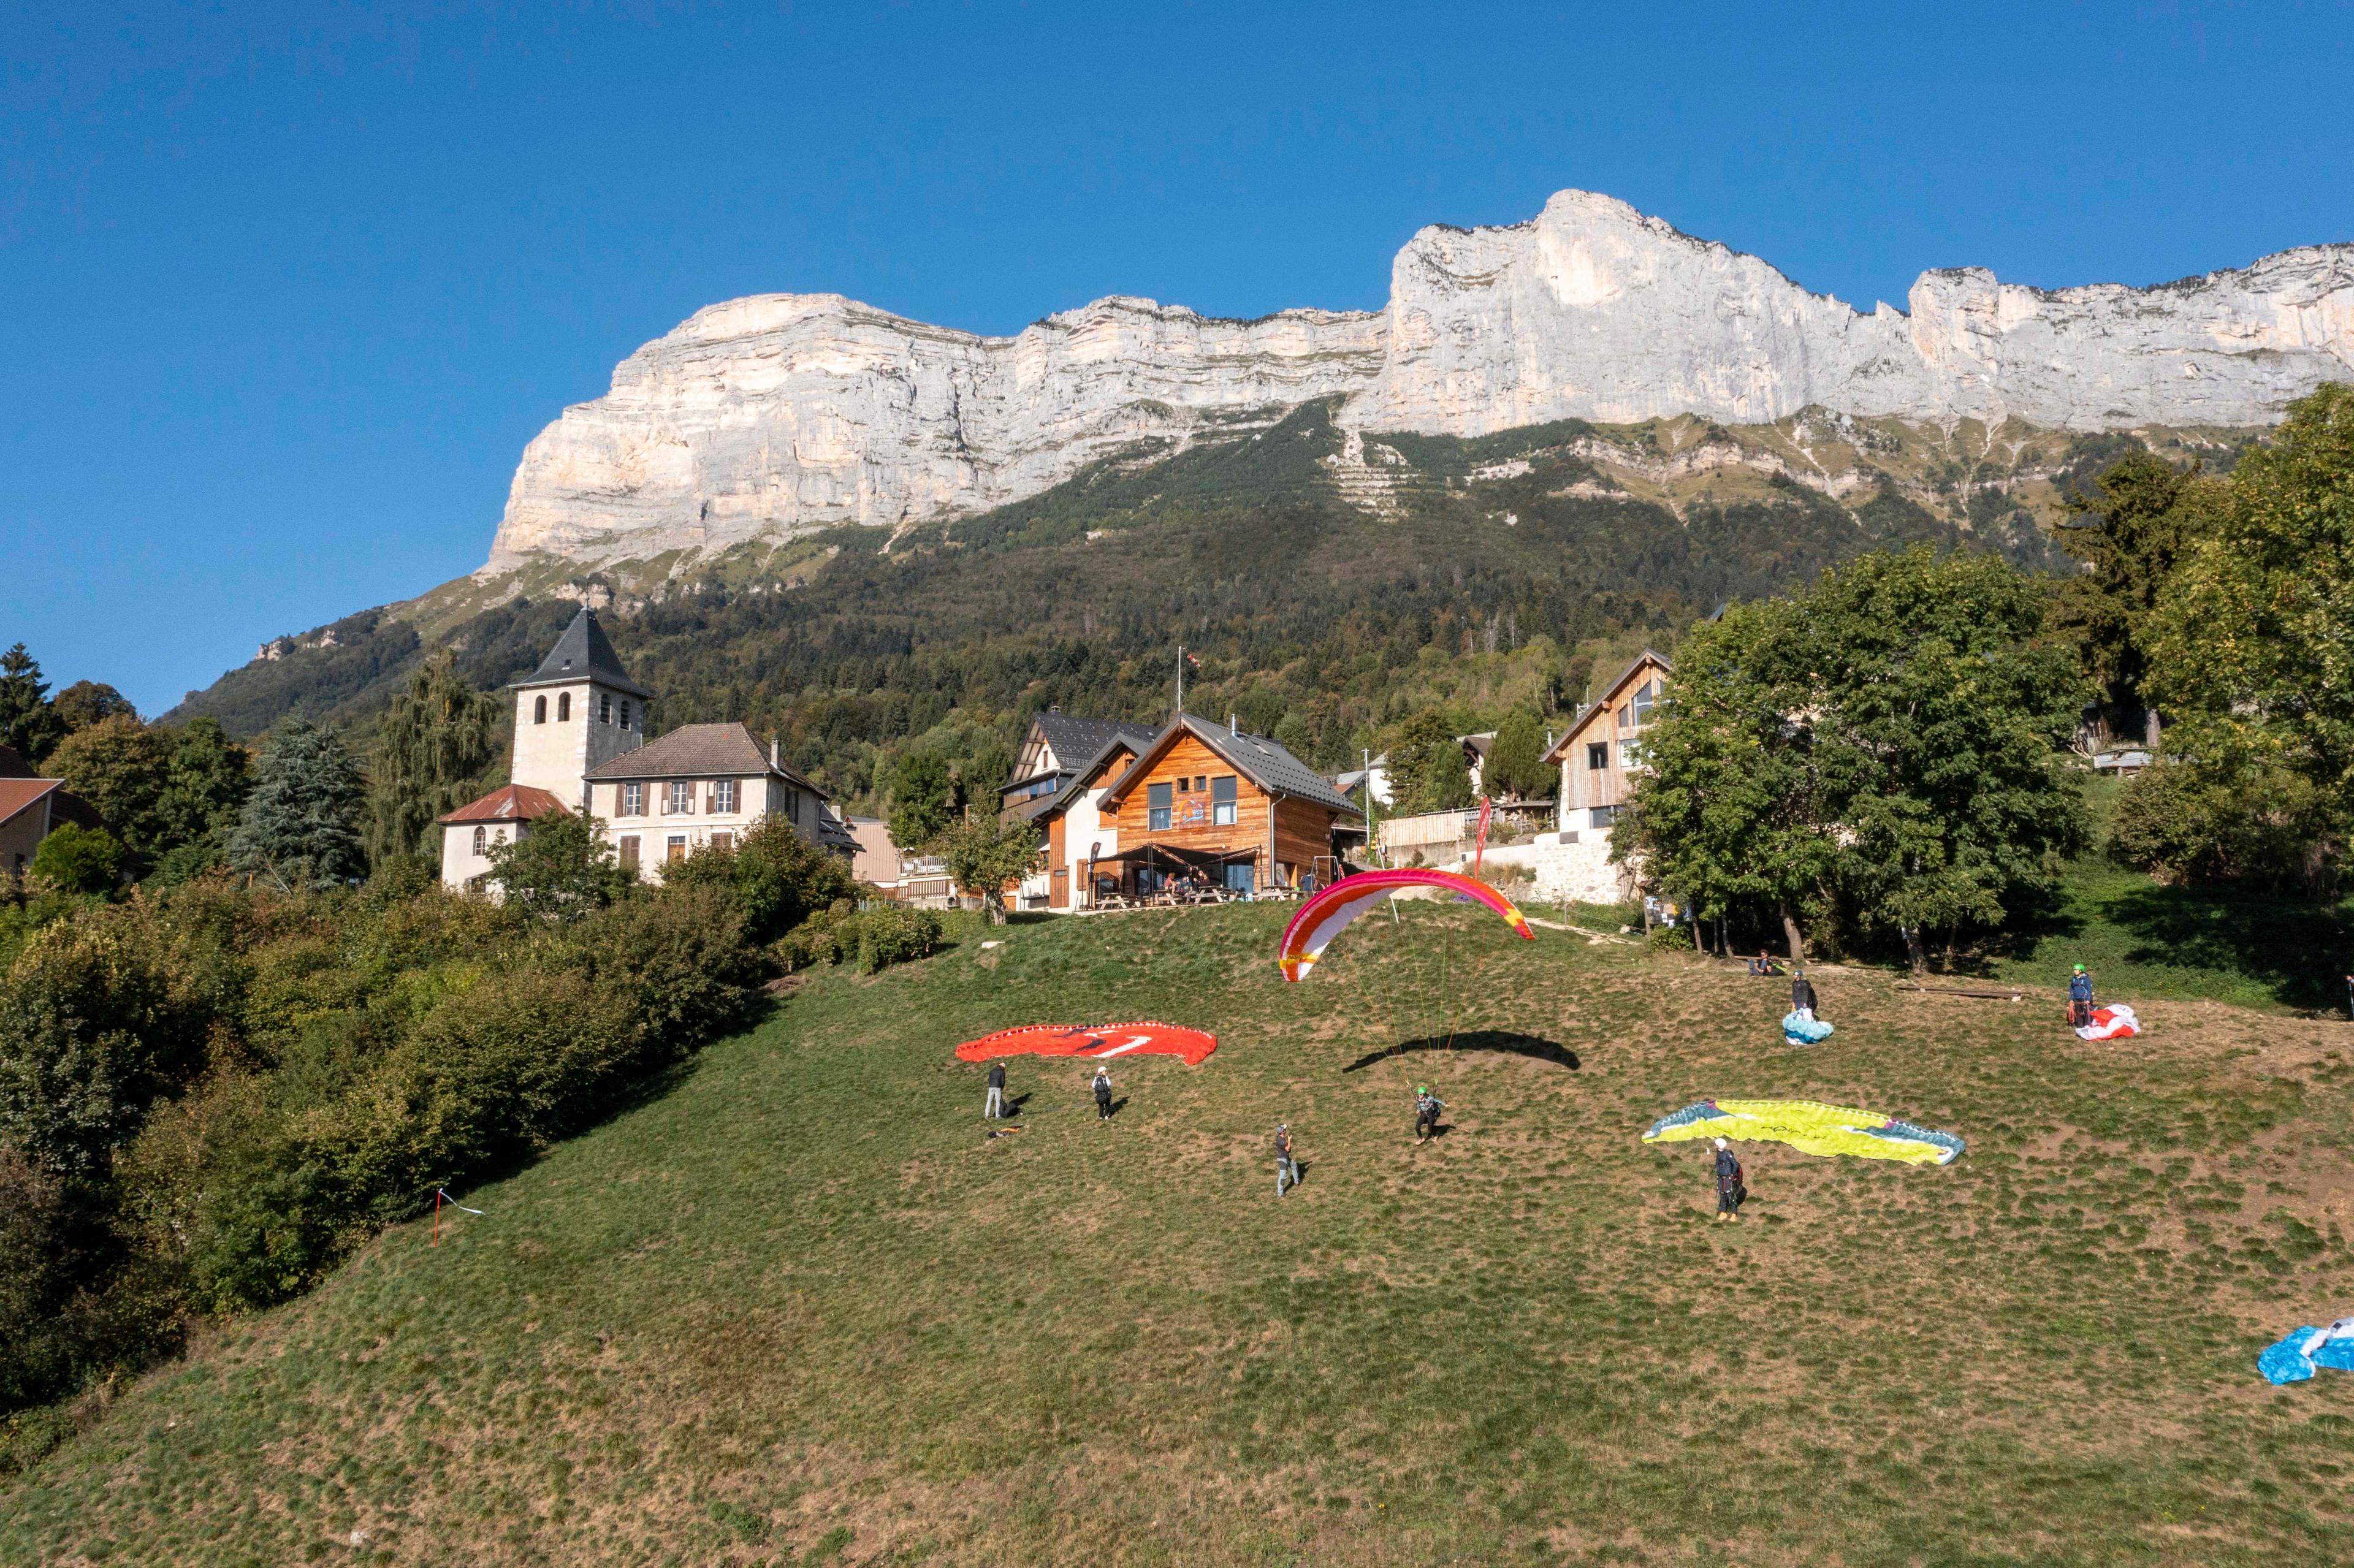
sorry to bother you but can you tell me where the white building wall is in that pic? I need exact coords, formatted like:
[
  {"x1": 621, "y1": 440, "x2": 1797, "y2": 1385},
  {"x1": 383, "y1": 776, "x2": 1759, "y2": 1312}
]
[
  {"x1": 511, "y1": 681, "x2": 643, "y2": 809},
  {"x1": 440, "y1": 820, "x2": 524, "y2": 892},
  {"x1": 1062, "y1": 788, "x2": 1119, "y2": 905},
  {"x1": 593, "y1": 774, "x2": 817, "y2": 883}
]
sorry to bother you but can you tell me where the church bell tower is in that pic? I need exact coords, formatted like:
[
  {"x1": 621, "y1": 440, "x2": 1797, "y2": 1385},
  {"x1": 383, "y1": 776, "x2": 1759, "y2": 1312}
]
[{"x1": 508, "y1": 606, "x2": 650, "y2": 810}]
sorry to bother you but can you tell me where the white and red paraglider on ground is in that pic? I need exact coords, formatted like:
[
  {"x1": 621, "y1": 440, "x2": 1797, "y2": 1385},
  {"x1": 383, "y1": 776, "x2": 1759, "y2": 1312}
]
[
  {"x1": 954, "y1": 1022, "x2": 1218, "y2": 1066},
  {"x1": 2075, "y1": 1004, "x2": 2139, "y2": 1041}
]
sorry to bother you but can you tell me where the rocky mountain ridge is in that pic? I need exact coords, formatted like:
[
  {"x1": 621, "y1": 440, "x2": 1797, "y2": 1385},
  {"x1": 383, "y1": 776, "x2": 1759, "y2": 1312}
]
[{"x1": 492, "y1": 189, "x2": 2353, "y2": 568}]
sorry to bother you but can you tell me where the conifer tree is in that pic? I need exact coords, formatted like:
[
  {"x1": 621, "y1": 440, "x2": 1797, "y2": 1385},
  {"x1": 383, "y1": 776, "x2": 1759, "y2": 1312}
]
[
  {"x1": 0, "y1": 644, "x2": 65, "y2": 767},
  {"x1": 367, "y1": 655, "x2": 503, "y2": 866},
  {"x1": 1484, "y1": 709, "x2": 1548, "y2": 800},
  {"x1": 228, "y1": 720, "x2": 368, "y2": 887}
]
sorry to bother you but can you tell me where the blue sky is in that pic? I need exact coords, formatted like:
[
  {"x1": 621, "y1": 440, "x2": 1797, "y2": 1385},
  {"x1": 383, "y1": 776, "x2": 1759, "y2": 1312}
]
[{"x1": 5, "y1": 0, "x2": 2350, "y2": 715}]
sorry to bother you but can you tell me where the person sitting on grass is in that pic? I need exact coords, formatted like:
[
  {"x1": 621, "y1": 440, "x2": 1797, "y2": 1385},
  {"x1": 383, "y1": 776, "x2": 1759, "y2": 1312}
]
[
  {"x1": 2068, "y1": 964, "x2": 2095, "y2": 1029},
  {"x1": 1747, "y1": 950, "x2": 1785, "y2": 977},
  {"x1": 1714, "y1": 1137, "x2": 1746, "y2": 1222}
]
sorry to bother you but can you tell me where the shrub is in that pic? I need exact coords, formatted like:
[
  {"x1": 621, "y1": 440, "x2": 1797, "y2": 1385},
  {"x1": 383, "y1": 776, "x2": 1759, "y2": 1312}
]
[
  {"x1": 658, "y1": 816, "x2": 855, "y2": 943},
  {"x1": 30, "y1": 824, "x2": 123, "y2": 898},
  {"x1": 779, "y1": 902, "x2": 942, "y2": 976},
  {"x1": 567, "y1": 885, "x2": 763, "y2": 1049},
  {"x1": 1648, "y1": 924, "x2": 1695, "y2": 953},
  {"x1": 856, "y1": 907, "x2": 943, "y2": 974}
]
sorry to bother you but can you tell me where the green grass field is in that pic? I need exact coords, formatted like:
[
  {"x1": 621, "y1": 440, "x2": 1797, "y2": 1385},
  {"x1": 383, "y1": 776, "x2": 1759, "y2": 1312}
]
[{"x1": 9, "y1": 902, "x2": 2354, "y2": 1566}]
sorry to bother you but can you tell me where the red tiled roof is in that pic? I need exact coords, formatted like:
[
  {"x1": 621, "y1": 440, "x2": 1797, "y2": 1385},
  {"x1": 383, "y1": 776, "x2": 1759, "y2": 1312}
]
[
  {"x1": 0, "y1": 777, "x2": 63, "y2": 828},
  {"x1": 436, "y1": 784, "x2": 572, "y2": 826}
]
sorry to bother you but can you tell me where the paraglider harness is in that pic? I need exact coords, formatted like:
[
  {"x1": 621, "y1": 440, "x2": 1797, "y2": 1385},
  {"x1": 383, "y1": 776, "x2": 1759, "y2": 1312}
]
[
  {"x1": 1414, "y1": 1090, "x2": 1445, "y2": 1140},
  {"x1": 2068, "y1": 969, "x2": 2095, "y2": 1029}
]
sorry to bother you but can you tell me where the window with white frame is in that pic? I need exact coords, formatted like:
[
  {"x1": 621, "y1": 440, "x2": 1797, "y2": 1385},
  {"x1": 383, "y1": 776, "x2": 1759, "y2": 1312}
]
[
  {"x1": 622, "y1": 782, "x2": 644, "y2": 816},
  {"x1": 1211, "y1": 775, "x2": 1236, "y2": 826},
  {"x1": 1619, "y1": 740, "x2": 1643, "y2": 771},
  {"x1": 665, "y1": 781, "x2": 694, "y2": 814},
  {"x1": 471, "y1": 825, "x2": 486, "y2": 854},
  {"x1": 1631, "y1": 679, "x2": 1658, "y2": 725},
  {"x1": 713, "y1": 779, "x2": 737, "y2": 813}
]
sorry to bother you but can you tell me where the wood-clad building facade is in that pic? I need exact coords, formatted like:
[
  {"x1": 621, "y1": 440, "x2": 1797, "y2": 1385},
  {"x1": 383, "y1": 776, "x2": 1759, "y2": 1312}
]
[
  {"x1": 1054, "y1": 714, "x2": 1362, "y2": 903},
  {"x1": 1541, "y1": 649, "x2": 1673, "y2": 833}
]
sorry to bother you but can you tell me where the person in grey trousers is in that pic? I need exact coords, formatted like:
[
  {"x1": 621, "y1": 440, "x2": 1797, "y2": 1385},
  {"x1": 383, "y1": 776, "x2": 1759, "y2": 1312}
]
[
  {"x1": 984, "y1": 1060, "x2": 1007, "y2": 1119},
  {"x1": 1275, "y1": 1123, "x2": 1299, "y2": 1197}
]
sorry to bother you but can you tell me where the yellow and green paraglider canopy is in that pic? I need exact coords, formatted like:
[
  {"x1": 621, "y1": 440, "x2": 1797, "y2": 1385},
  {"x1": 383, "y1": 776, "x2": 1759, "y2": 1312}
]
[{"x1": 1643, "y1": 1098, "x2": 1964, "y2": 1165}]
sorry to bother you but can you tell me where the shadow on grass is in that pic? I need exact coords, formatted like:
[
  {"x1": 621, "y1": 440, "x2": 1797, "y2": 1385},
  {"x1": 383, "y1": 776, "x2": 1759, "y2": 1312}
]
[
  {"x1": 2101, "y1": 883, "x2": 2350, "y2": 1012},
  {"x1": 1999, "y1": 869, "x2": 2352, "y2": 1012},
  {"x1": 1343, "y1": 1031, "x2": 1580, "y2": 1074}
]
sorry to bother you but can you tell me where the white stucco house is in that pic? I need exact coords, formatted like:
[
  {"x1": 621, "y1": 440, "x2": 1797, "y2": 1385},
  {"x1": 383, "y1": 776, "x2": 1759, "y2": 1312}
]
[{"x1": 437, "y1": 606, "x2": 852, "y2": 891}]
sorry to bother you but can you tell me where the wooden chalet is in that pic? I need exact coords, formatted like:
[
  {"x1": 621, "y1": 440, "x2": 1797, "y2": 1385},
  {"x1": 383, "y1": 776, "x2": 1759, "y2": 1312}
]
[
  {"x1": 1541, "y1": 649, "x2": 1673, "y2": 834},
  {"x1": 1000, "y1": 707, "x2": 1158, "y2": 820},
  {"x1": 1059, "y1": 714, "x2": 1363, "y2": 904}
]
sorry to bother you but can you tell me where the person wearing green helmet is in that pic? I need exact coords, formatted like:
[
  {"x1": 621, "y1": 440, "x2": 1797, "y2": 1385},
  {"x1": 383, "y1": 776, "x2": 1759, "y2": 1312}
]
[
  {"x1": 1414, "y1": 1084, "x2": 1445, "y2": 1144},
  {"x1": 2068, "y1": 964, "x2": 2095, "y2": 1029}
]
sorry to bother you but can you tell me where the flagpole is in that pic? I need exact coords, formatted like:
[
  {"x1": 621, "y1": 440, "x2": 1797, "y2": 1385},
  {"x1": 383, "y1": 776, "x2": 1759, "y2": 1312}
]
[{"x1": 1176, "y1": 644, "x2": 1184, "y2": 716}]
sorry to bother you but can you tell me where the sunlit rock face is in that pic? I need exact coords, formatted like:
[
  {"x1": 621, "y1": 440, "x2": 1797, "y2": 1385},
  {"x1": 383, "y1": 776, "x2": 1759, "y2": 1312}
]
[{"x1": 487, "y1": 191, "x2": 2354, "y2": 567}]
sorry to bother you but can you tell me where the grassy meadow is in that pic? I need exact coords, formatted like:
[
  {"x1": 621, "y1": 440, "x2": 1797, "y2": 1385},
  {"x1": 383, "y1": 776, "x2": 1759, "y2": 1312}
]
[{"x1": 7, "y1": 900, "x2": 2354, "y2": 1566}]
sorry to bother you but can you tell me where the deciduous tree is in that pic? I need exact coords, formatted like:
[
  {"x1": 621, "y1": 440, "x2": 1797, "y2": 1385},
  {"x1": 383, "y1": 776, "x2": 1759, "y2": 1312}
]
[
  {"x1": 937, "y1": 813, "x2": 1038, "y2": 925},
  {"x1": 50, "y1": 682, "x2": 137, "y2": 736},
  {"x1": 888, "y1": 750, "x2": 953, "y2": 850},
  {"x1": 49, "y1": 715, "x2": 175, "y2": 866},
  {"x1": 486, "y1": 811, "x2": 627, "y2": 921},
  {"x1": 2138, "y1": 382, "x2": 2354, "y2": 894},
  {"x1": 1618, "y1": 548, "x2": 2088, "y2": 969},
  {"x1": 367, "y1": 655, "x2": 503, "y2": 867}
]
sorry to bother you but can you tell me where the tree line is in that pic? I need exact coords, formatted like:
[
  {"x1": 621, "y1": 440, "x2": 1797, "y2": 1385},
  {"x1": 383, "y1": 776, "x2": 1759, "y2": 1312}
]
[{"x1": 1615, "y1": 383, "x2": 2354, "y2": 969}]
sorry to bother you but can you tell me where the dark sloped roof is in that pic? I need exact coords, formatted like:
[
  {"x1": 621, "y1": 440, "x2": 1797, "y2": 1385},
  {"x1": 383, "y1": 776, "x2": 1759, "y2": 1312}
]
[
  {"x1": 514, "y1": 606, "x2": 652, "y2": 699},
  {"x1": 584, "y1": 722, "x2": 826, "y2": 797},
  {"x1": 1103, "y1": 715, "x2": 1363, "y2": 818},
  {"x1": 1021, "y1": 733, "x2": 1150, "y2": 824},
  {"x1": 1030, "y1": 711, "x2": 1154, "y2": 770}
]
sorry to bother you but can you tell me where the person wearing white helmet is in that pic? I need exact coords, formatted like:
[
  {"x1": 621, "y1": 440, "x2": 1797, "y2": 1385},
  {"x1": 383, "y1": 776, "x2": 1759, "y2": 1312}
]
[
  {"x1": 1275, "y1": 1122, "x2": 1298, "y2": 1197},
  {"x1": 1713, "y1": 1136, "x2": 1746, "y2": 1222}
]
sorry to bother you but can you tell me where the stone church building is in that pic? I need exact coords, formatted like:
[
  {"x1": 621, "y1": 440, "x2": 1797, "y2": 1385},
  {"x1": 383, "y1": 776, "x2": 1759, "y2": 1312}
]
[{"x1": 437, "y1": 607, "x2": 849, "y2": 891}]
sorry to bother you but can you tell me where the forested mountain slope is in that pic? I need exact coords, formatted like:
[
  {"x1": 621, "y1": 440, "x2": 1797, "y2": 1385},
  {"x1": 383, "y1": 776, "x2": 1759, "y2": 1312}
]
[{"x1": 169, "y1": 402, "x2": 2242, "y2": 802}]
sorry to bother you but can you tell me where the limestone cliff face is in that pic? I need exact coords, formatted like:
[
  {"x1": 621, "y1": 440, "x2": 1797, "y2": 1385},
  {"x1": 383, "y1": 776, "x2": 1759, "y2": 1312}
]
[
  {"x1": 488, "y1": 190, "x2": 2354, "y2": 567},
  {"x1": 492, "y1": 294, "x2": 1382, "y2": 561}
]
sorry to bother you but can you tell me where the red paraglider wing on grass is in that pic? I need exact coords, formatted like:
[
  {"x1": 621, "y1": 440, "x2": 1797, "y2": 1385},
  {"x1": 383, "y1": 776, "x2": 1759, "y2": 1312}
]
[{"x1": 954, "y1": 1022, "x2": 1219, "y2": 1067}]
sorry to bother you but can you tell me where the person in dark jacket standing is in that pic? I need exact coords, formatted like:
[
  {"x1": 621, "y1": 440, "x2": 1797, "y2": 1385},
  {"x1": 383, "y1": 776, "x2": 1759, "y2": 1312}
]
[
  {"x1": 1092, "y1": 1065, "x2": 1114, "y2": 1121},
  {"x1": 1790, "y1": 967, "x2": 1819, "y2": 1022},
  {"x1": 1713, "y1": 1137, "x2": 1746, "y2": 1222},
  {"x1": 2068, "y1": 964, "x2": 2095, "y2": 1028},
  {"x1": 984, "y1": 1060, "x2": 1007, "y2": 1119}
]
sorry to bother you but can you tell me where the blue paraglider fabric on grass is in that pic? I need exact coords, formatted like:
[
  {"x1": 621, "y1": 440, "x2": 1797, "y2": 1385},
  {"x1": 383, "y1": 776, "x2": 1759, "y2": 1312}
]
[
  {"x1": 1781, "y1": 1011, "x2": 1834, "y2": 1045},
  {"x1": 2259, "y1": 1319, "x2": 2354, "y2": 1383}
]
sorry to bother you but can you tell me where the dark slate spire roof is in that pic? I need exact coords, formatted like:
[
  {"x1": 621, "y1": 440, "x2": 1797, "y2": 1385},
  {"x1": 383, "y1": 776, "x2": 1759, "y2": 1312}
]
[{"x1": 513, "y1": 606, "x2": 652, "y2": 699}]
